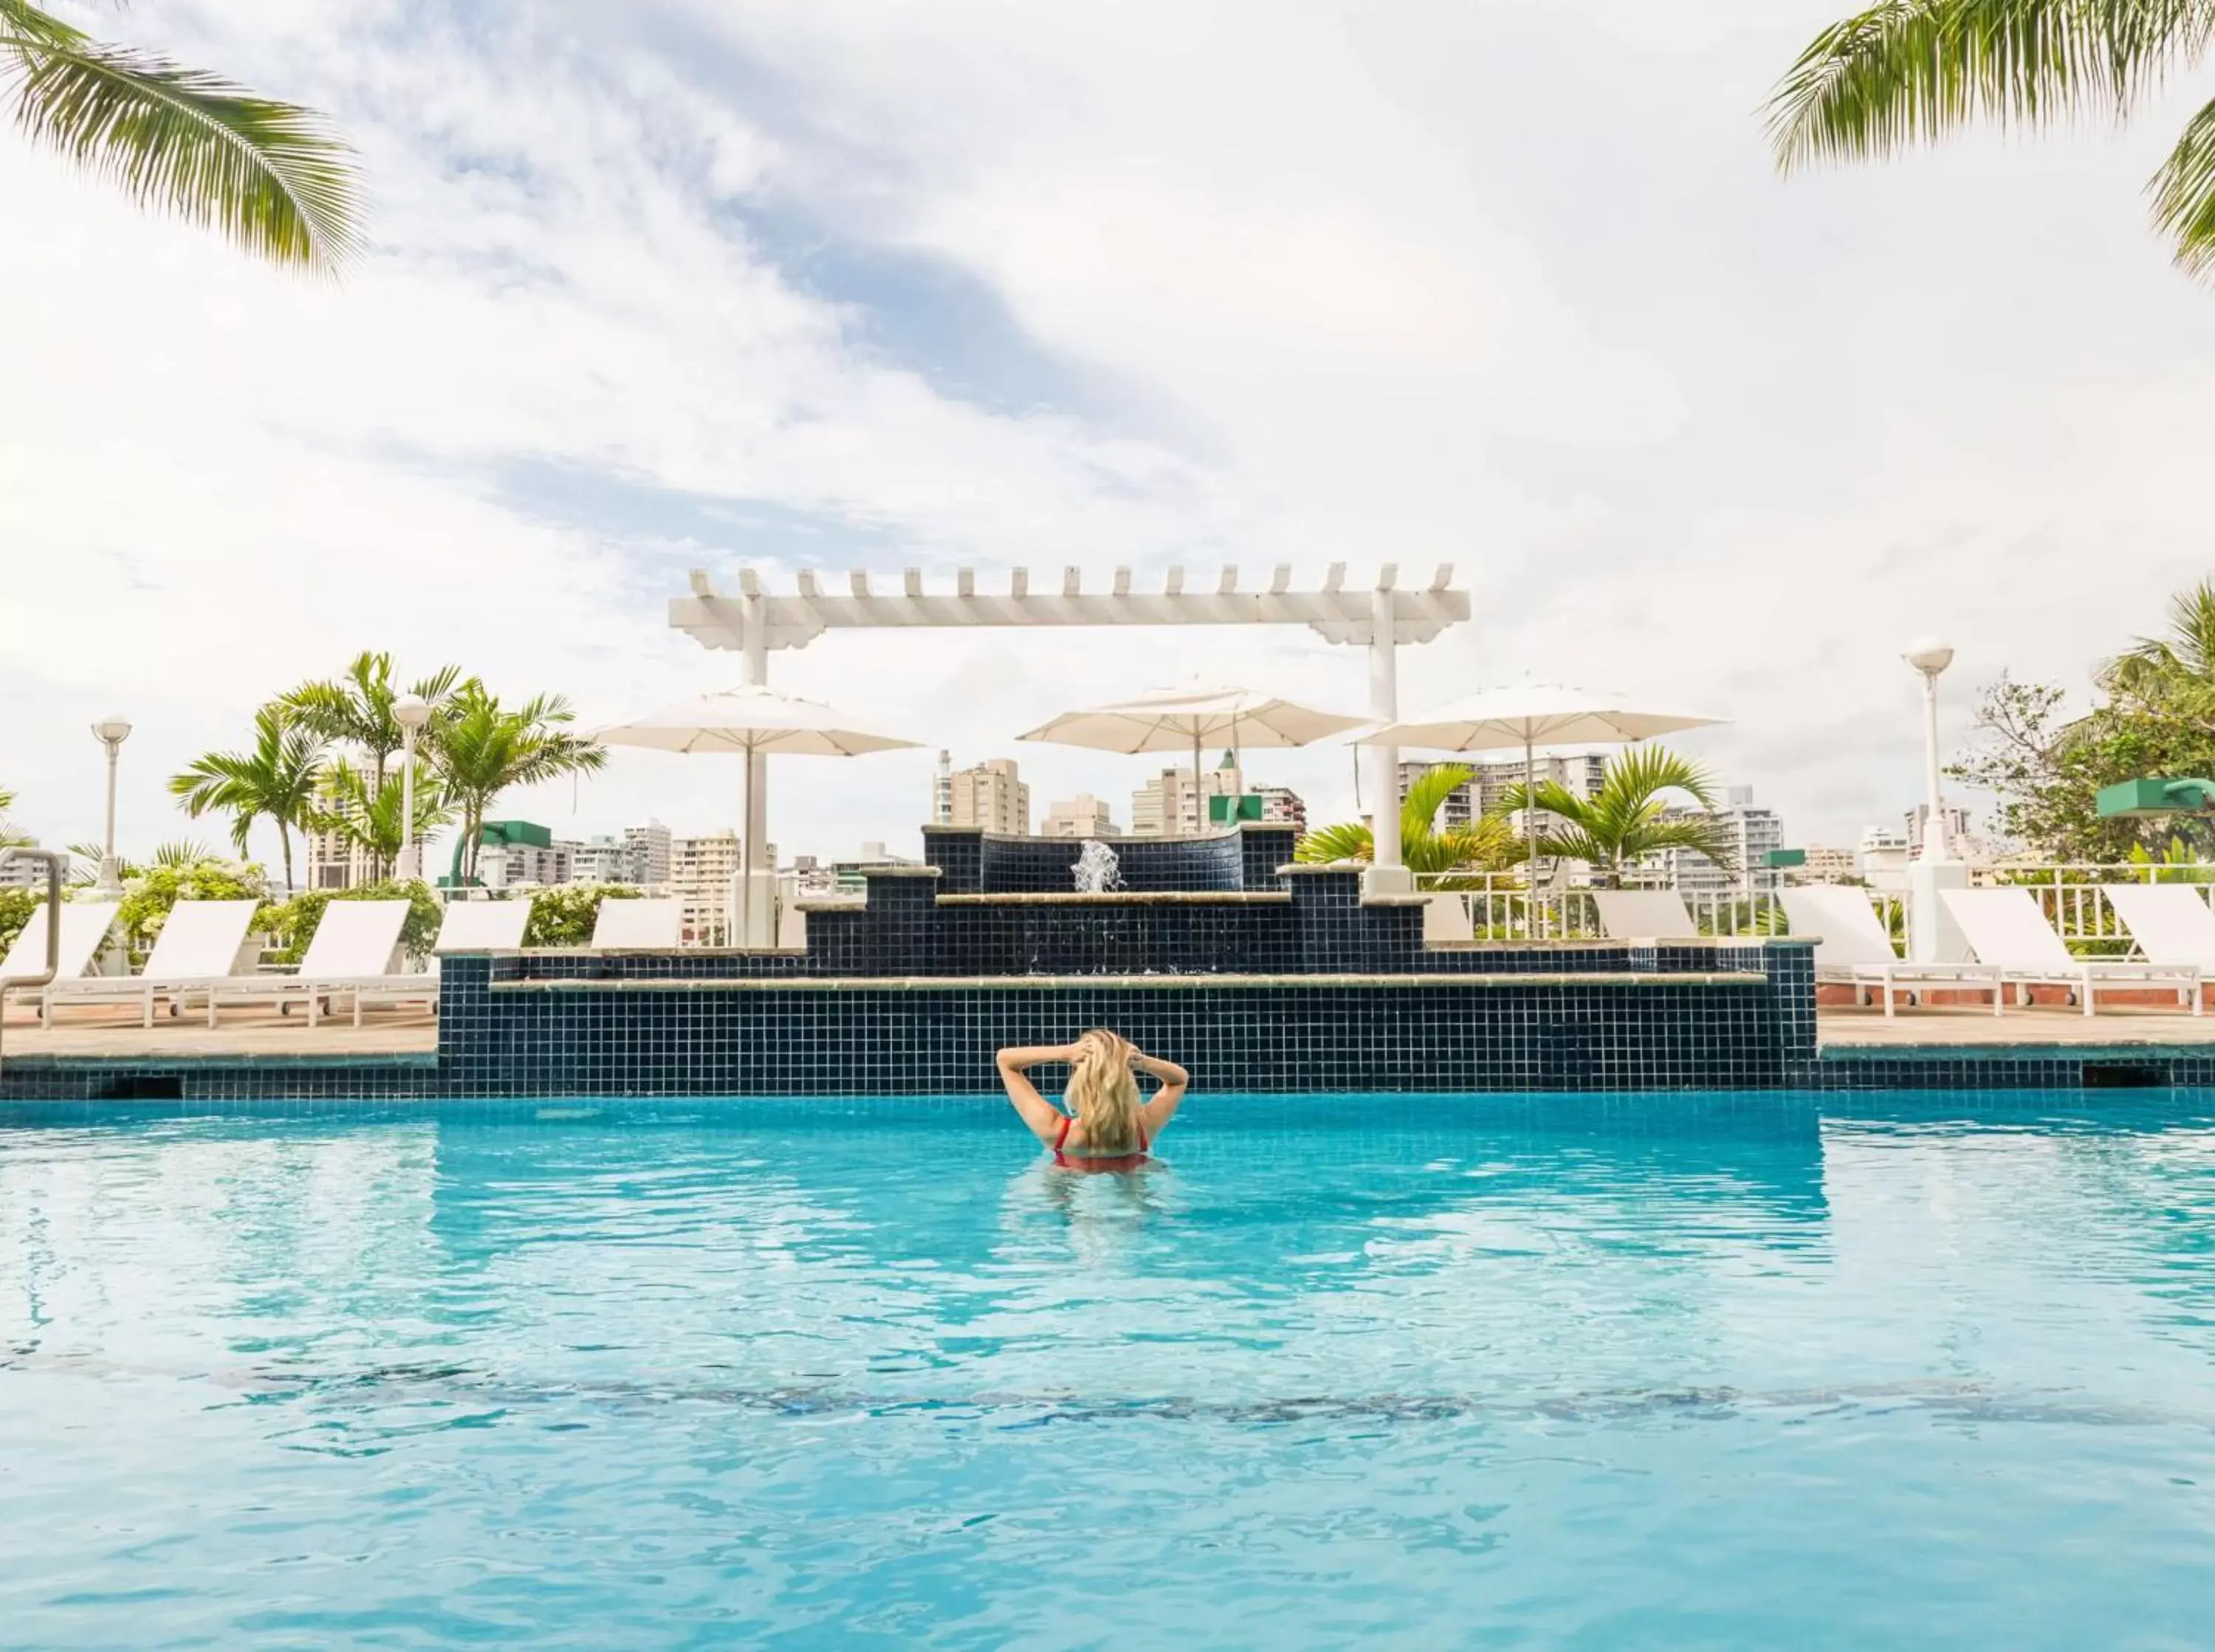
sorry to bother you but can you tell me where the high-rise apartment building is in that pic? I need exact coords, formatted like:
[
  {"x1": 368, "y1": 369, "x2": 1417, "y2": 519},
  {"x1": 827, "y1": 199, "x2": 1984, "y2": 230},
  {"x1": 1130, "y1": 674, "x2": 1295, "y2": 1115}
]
[
  {"x1": 622, "y1": 820, "x2": 672, "y2": 885},
  {"x1": 303, "y1": 755, "x2": 383, "y2": 890},
  {"x1": 1397, "y1": 754, "x2": 1607, "y2": 827},
  {"x1": 1635, "y1": 785, "x2": 1783, "y2": 893},
  {"x1": 1790, "y1": 845, "x2": 1860, "y2": 884},
  {"x1": 1131, "y1": 752, "x2": 1244, "y2": 836},
  {"x1": 1249, "y1": 786, "x2": 1308, "y2": 833},
  {"x1": 930, "y1": 751, "x2": 955, "y2": 826},
  {"x1": 670, "y1": 830, "x2": 744, "y2": 946},
  {"x1": 1042, "y1": 794, "x2": 1118, "y2": 838},
  {"x1": 562, "y1": 820, "x2": 673, "y2": 887},
  {"x1": 948, "y1": 757, "x2": 1030, "y2": 835}
]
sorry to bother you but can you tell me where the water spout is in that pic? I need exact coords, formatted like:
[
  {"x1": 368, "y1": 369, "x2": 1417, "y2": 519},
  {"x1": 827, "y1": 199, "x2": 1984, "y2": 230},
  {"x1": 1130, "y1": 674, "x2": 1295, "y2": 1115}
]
[{"x1": 1072, "y1": 840, "x2": 1124, "y2": 893}]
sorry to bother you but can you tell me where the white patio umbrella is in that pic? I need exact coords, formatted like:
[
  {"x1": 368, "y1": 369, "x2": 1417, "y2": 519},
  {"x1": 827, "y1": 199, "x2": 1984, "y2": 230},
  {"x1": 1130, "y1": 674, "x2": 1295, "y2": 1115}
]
[
  {"x1": 1017, "y1": 682, "x2": 1367, "y2": 836},
  {"x1": 1352, "y1": 684, "x2": 1725, "y2": 874},
  {"x1": 591, "y1": 685, "x2": 923, "y2": 945}
]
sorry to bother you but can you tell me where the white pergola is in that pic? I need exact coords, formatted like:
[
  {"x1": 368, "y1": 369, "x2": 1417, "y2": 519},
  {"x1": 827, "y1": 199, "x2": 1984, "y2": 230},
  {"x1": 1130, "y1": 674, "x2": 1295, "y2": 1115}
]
[{"x1": 670, "y1": 562, "x2": 1469, "y2": 937}]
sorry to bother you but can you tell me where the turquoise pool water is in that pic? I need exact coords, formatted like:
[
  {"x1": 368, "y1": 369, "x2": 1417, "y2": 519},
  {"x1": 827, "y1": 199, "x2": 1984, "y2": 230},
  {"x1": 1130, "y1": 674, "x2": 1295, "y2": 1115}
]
[{"x1": 4, "y1": 1091, "x2": 2214, "y2": 1648}]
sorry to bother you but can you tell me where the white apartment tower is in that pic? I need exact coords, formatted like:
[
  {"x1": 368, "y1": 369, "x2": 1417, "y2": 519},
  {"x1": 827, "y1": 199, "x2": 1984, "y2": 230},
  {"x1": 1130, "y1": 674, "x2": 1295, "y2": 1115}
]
[
  {"x1": 1042, "y1": 794, "x2": 1118, "y2": 838},
  {"x1": 948, "y1": 757, "x2": 1030, "y2": 835}
]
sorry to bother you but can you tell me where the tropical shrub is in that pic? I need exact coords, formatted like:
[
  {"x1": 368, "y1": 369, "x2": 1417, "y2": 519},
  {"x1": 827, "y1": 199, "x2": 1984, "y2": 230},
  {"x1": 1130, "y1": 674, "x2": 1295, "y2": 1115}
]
[
  {"x1": 523, "y1": 884, "x2": 642, "y2": 948},
  {"x1": 1294, "y1": 764, "x2": 1517, "y2": 886},
  {"x1": 0, "y1": 888, "x2": 38, "y2": 957},
  {"x1": 255, "y1": 880, "x2": 442, "y2": 966}
]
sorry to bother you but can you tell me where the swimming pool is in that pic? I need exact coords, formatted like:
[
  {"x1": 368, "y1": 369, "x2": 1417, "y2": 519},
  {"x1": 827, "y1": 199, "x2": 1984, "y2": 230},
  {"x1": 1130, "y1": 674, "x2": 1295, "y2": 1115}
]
[{"x1": 4, "y1": 1091, "x2": 2213, "y2": 1648}]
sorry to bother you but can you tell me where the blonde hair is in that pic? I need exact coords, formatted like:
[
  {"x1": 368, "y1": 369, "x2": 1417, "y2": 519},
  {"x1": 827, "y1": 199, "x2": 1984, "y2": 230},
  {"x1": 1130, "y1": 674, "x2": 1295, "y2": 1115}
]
[{"x1": 1064, "y1": 1029, "x2": 1141, "y2": 1153}]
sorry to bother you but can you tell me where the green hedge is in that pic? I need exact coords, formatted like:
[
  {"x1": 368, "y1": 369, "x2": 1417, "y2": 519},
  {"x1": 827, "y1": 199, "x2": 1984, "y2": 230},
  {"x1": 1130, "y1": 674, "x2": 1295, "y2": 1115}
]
[
  {"x1": 255, "y1": 881, "x2": 442, "y2": 964},
  {"x1": 522, "y1": 884, "x2": 642, "y2": 947},
  {"x1": 0, "y1": 887, "x2": 38, "y2": 959}
]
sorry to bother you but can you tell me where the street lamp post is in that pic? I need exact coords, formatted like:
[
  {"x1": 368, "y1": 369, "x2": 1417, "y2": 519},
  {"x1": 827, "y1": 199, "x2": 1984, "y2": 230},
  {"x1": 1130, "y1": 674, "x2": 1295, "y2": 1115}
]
[
  {"x1": 394, "y1": 695, "x2": 432, "y2": 884},
  {"x1": 1901, "y1": 638, "x2": 1968, "y2": 965},
  {"x1": 90, "y1": 714, "x2": 132, "y2": 895},
  {"x1": 1906, "y1": 637, "x2": 1955, "y2": 863}
]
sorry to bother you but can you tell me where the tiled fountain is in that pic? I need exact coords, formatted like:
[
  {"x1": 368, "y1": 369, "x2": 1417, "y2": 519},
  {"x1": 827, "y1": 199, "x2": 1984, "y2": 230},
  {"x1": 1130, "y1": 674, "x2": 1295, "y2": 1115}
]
[{"x1": 434, "y1": 823, "x2": 1817, "y2": 1095}]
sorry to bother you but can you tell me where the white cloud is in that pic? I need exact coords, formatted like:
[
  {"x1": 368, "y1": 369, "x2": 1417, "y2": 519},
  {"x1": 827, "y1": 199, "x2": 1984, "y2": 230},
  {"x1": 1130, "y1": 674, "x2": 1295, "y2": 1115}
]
[{"x1": 4, "y1": 0, "x2": 2214, "y2": 872}]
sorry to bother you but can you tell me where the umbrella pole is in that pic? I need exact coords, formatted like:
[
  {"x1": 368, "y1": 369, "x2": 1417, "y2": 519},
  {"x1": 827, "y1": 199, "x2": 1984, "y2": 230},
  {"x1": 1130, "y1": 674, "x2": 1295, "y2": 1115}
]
[
  {"x1": 1191, "y1": 729, "x2": 1203, "y2": 838},
  {"x1": 1525, "y1": 733, "x2": 1538, "y2": 941}
]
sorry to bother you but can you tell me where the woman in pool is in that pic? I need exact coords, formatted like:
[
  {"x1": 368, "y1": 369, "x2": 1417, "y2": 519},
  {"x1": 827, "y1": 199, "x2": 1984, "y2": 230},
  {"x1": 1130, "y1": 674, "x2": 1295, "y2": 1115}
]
[{"x1": 996, "y1": 1031, "x2": 1189, "y2": 1171}]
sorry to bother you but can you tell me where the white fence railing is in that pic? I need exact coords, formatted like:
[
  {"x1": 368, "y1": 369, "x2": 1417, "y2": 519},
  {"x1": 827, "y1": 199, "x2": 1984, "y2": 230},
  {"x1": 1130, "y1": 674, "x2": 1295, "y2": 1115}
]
[{"x1": 1409, "y1": 864, "x2": 2215, "y2": 951}]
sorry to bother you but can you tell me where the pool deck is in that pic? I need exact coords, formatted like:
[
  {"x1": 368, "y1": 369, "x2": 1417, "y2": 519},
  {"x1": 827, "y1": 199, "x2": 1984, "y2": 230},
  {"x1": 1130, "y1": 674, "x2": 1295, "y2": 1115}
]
[
  {"x1": 1816, "y1": 1011, "x2": 2215, "y2": 1049},
  {"x1": 4, "y1": 1007, "x2": 2212, "y2": 1064},
  {"x1": 0, "y1": 1008, "x2": 437, "y2": 1059}
]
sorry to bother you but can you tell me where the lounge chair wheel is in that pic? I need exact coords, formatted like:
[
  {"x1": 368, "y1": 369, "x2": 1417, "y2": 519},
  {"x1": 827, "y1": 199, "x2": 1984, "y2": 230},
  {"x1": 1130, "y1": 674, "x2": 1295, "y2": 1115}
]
[
  {"x1": 280, "y1": 1002, "x2": 292, "y2": 1017},
  {"x1": 2067, "y1": 990, "x2": 2078, "y2": 1007},
  {"x1": 167, "y1": 1001, "x2": 179, "y2": 1019}
]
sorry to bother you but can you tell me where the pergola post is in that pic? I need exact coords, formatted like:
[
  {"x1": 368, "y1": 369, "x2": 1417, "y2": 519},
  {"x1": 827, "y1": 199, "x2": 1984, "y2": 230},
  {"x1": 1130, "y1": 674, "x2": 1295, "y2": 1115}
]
[
  {"x1": 1365, "y1": 582, "x2": 1409, "y2": 892},
  {"x1": 738, "y1": 592, "x2": 772, "y2": 946}
]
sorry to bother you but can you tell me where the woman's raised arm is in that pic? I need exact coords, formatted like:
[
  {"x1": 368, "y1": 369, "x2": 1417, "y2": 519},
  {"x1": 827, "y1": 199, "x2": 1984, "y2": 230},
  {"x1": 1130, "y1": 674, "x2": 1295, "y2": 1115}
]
[
  {"x1": 997, "y1": 1044, "x2": 1076, "y2": 1143},
  {"x1": 1130, "y1": 1049, "x2": 1189, "y2": 1138}
]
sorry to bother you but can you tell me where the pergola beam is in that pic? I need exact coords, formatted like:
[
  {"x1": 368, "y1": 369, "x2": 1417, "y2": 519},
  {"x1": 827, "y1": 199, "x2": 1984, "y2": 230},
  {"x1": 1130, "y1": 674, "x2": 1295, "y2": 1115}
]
[{"x1": 673, "y1": 565, "x2": 1467, "y2": 652}]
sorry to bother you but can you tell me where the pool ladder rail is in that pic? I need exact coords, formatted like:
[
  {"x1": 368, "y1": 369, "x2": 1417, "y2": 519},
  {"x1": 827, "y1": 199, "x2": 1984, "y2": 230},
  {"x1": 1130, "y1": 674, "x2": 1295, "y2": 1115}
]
[{"x1": 0, "y1": 847, "x2": 66, "y2": 1073}]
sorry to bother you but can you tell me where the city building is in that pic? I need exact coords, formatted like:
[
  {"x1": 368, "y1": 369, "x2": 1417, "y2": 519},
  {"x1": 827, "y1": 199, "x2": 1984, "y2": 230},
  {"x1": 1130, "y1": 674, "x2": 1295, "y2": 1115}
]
[
  {"x1": 1250, "y1": 785, "x2": 1308, "y2": 833},
  {"x1": 622, "y1": 820, "x2": 672, "y2": 885},
  {"x1": 1132, "y1": 752, "x2": 1243, "y2": 836},
  {"x1": 1903, "y1": 802, "x2": 1994, "y2": 867},
  {"x1": 1856, "y1": 825, "x2": 1912, "y2": 891},
  {"x1": 1043, "y1": 794, "x2": 1118, "y2": 838},
  {"x1": 1398, "y1": 754, "x2": 1607, "y2": 829},
  {"x1": 1789, "y1": 845, "x2": 1861, "y2": 885},
  {"x1": 0, "y1": 842, "x2": 65, "y2": 890},
  {"x1": 476, "y1": 822, "x2": 568, "y2": 889},
  {"x1": 930, "y1": 751, "x2": 955, "y2": 827},
  {"x1": 562, "y1": 820, "x2": 673, "y2": 887},
  {"x1": 303, "y1": 756, "x2": 383, "y2": 890},
  {"x1": 1632, "y1": 785, "x2": 1783, "y2": 894},
  {"x1": 947, "y1": 757, "x2": 1030, "y2": 835},
  {"x1": 670, "y1": 830, "x2": 744, "y2": 946}
]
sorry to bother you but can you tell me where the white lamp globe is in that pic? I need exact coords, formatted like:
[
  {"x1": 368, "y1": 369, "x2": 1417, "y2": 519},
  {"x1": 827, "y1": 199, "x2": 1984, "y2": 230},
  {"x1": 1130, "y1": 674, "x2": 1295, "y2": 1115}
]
[
  {"x1": 394, "y1": 695, "x2": 433, "y2": 731},
  {"x1": 1903, "y1": 638, "x2": 1955, "y2": 676},
  {"x1": 92, "y1": 714, "x2": 133, "y2": 745}
]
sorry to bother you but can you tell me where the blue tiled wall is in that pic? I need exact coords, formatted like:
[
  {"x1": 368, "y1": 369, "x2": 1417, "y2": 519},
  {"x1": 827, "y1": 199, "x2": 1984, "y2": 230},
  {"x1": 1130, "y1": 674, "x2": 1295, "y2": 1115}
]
[{"x1": 432, "y1": 958, "x2": 1790, "y2": 1095}]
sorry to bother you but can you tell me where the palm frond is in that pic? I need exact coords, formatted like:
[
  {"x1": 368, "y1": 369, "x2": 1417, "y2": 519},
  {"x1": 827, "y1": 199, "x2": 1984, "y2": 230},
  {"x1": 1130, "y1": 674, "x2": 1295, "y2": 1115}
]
[
  {"x1": 1295, "y1": 822, "x2": 1373, "y2": 864},
  {"x1": 1768, "y1": 1, "x2": 2215, "y2": 172},
  {"x1": 2151, "y1": 93, "x2": 2215, "y2": 274},
  {"x1": 1, "y1": 0, "x2": 362, "y2": 271}
]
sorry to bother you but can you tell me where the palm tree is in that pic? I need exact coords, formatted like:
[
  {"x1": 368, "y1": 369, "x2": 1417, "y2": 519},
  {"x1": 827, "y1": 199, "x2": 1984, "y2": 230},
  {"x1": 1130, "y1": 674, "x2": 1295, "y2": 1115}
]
[
  {"x1": 1, "y1": 1, "x2": 361, "y2": 270},
  {"x1": 2101, "y1": 577, "x2": 2215, "y2": 709},
  {"x1": 1295, "y1": 763, "x2": 1518, "y2": 885},
  {"x1": 168, "y1": 704, "x2": 327, "y2": 894},
  {"x1": 304, "y1": 760, "x2": 454, "y2": 884},
  {"x1": 281, "y1": 653, "x2": 469, "y2": 808},
  {"x1": 1769, "y1": 1, "x2": 2215, "y2": 279},
  {"x1": 1497, "y1": 746, "x2": 1740, "y2": 889},
  {"x1": 430, "y1": 686, "x2": 606, "y2": 884}
]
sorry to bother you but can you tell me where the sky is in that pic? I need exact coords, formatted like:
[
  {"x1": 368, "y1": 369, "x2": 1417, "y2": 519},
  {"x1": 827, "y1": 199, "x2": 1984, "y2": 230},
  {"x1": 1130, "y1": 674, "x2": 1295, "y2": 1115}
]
[{"x1": 5, "y1": 0, "x2": 2214, "y2": 870}]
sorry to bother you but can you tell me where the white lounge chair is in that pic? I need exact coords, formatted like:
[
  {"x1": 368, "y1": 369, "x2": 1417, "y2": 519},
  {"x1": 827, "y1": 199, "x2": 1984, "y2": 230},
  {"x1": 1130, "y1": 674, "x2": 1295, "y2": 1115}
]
[
  {"x1": 1779, "y1": 886, "x2": 2002, "y2": 1017},
  {"x1": 39, "y1": 899, "x2": 261, "y2": 1027},
  {"x1": 432, "y1": 898, "x2": 533, "y2": 953},
  {"x1": 591, "y1": 898, "x2": 681, "y2": 949},
  {"x1": 1941, "y1": 887, "x2": 2201, "y2": 1017},
  {"x1": 1590, "y1": 890, "x2": 1700, "y2": 939},
  {"x1": 210, "y1": 898, "x2": 419, "y2": 1028},
  {"x1": 2099, "y1": 886, "x2": 2215, "y2": 999},
  {"x1": 0, "y1": 900, "x2": 120, "y2": 1016}
]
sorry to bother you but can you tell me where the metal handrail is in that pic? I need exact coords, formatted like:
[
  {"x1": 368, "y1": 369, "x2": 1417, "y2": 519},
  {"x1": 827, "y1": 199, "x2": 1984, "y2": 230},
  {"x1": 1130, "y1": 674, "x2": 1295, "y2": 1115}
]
[{"x1": 0, "y1": 847, "x2": 65, "y2": 1070}]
